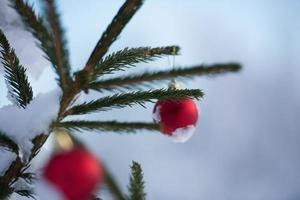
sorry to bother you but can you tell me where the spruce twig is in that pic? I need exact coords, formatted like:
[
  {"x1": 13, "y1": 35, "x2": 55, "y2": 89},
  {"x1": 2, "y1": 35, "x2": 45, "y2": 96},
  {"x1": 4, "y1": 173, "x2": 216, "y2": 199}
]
[
  {"x1": 90, "y1": 63, "x2": 241, "y2": 91},
  {"x1": 55, "y1": 121, "x2": 160, "y2": 133},
  {"x1": 11, "y1": 0, "x2": 71, "y2": 90},
  {"x1": 0, "y1": 131, "x2": 19, "y2": 154},
  {"x1": 14, "y1": 189, "x2": 35, "y2": 199},
  {"x1": 89, "y1": 46, "x2": 180, "y2": 81},
  {"x1": 10, "y1": 0, "x2": 55, "y2": 66},
  {"x1": 64, "y1": 89, "x2": 203, "y2": 116},
  {"x1": 19, "y1": 172, "x2": 36, "y2": 184},
  {"x1": 0, "y1": 30, "x2": 33, "y2": 108},
  {"x1": 0, "y1": 182, "x2": 13, "y2": 200},
  {"x1": 126, "y1": 161, "x2": 146, "y2": 200},
  {"x1": 83, "y1": 0, "x2": 144, "y2": 74},
  {"x1": 44, "y1": 0, "x2": 72, "y2": 91}
]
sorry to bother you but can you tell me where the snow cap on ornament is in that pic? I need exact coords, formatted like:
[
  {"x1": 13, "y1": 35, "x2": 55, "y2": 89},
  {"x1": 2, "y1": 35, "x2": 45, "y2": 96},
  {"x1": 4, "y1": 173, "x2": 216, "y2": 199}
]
[
  {"x1": 153, "y1": 98, "x2": 198, "y2": 142},
  {"x1": 43, "y1": 131, "x2": 103, "y2": 200}
]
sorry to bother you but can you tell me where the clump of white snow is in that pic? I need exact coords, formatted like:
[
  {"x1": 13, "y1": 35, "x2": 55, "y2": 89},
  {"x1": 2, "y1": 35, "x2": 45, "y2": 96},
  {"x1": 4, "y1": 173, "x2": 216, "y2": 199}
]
[
  {"x1": 152, "y1": 105, "x2": 161, "y2": 122},
  {"x1": 0, "y1": 148, "x2": 17, "y2": 176},
  {"x1": 0, "y1": 89, "x2": 61, "y2": 163},
  {"x1": 153, "y1": 106, "x2": 197, "y2": 143},
  {"x1": 170, "y1": 125, "x2": 196, "y2": 143}
]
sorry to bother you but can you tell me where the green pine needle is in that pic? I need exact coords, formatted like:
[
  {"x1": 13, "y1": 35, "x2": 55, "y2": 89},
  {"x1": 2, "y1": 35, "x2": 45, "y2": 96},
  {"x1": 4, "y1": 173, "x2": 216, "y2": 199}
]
[
  {"x1": 44, "y1": 0, "x2": 72, "y2": 91},
  {"x1": 55, "y1": 121, "x2": 160, "y2": 133},
  {"x1": 20, "y1": 172, "x2": 36, "y2": 184},
  {"x1": 14, "y1": 189, "x2": 35, "y2": 199},
  {"x1": 0, "y1": 131, "x2": 19, "y2": 154},
  {"x1": 64, "y1": 89, "x2": 203, "y2": 116},
  {"x1": 0, "y1": 182, "x2": 13, "y2": 200},
  {"x1": 90, "y1": 63, "x2": 241, "y2": 91},
  {"x1": 126, "y1": 161, "x2": 146, "y2": 200},
  {"x1": 90, "y1": 46, "x2": 180, "y2": 81},
  {"x1": 84, "y1": 0, "x2": 144, "y2": 73},
  {"x1": 10, "y1": 0, "x2": 55, "y2": 65},
  {"x1": 0, "y1": 30, "x2": 33, "y2": 108},
  {"x1": 11, "y1": 0, "x2": 71, "y2": 90}
]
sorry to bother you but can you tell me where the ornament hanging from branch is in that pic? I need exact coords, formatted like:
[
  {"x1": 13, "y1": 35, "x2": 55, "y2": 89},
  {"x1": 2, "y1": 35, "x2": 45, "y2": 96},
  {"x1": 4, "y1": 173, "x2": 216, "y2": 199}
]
[
  {"x1": 153, "y1": 47, "x2": 199, "y2": 142},
  {"x1": 43, "y1": 146, "x2": 103, "y2": 200}
]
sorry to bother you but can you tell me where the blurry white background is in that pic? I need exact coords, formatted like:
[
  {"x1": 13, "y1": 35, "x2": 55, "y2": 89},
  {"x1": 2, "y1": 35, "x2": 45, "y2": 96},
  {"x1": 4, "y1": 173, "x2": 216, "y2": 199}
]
[{"x1": 1, "y1": 0, "x2": 300, "y2": 199}]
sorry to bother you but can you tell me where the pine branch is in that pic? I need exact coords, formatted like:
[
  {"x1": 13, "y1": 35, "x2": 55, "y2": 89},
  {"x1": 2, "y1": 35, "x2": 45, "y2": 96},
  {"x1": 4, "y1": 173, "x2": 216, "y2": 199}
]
[
  {"x1": 0, "y1": 30, "x2": 33, "y2": 108},
  {"x1": 11, "y1": 0, "x2": 70, "y2": 90},
  {"x1": 126, "y1": 161, "x2": 146, "y2": 200},
  {"x1": 0, "y1": 131, "x2": 19, "y2": 154},
  {"x1": 83, "y1": 0, "x2": 144, "y2": 74},
  {"x1": 89, "y1": 46, "x2": 180, "y2": 81},
  {"x1": 0, "y1": 181, "x2": 13, "y2": 200},
  {"x1": 90, "y1": 63, "x2": 241, "y2": 91},
  {"x1": 19, "y1": 173, "x2": 35, "y2": 185},
  {"x1": 44, "y1": 0, "x2": 72, "y2": 91},
  {"x1": 19, "y1": 166, "x2": 36, "y2": 184},
  {"x1": 55, "y1": 121, "x2": 160, "y2": 133},
  {"x1": 64, "y1": 89, "x2": 203, "y2": 116},
  {"x1": 14, "y1": 189, "x2": 35, "y2": 199},
  {"x1": 103, "y1": 166, "x2": 126, "y2": 200},
  {"x1": 10, "y1": 0, "x2": 55, "y2": 65}
]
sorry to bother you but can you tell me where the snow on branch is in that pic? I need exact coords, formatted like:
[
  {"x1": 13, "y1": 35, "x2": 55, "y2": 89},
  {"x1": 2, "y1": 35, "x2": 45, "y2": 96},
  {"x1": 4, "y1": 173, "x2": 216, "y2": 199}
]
[
  {"x1": 0, "y1": 29, "x2": 33, "y2": 108},
  {"x1": 0, "y1": 89, "x2": 61, "y2": 162},
  {"x1": 0, "y1": 148, "x2": 17, "y2": 176}
]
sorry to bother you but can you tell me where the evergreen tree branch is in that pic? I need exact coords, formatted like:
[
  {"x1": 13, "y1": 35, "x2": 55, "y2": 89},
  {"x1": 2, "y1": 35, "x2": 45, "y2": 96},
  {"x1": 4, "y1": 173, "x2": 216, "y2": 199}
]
[
  {"x1": 14, "y1": 189, "x2": 35, "y2": 199},
  {"x1": 10, "y1": 0, "x2": 56, "y2": 66},
  {"x1": 89, "y1": 46, "x2": 180, "y2": 81},
  {"x1": 64, "y1": 89, "x2": 203, "y2": 116},
  {"x1": 83, "y1": 0, "x2": 144, "y2": 74},
  {"x1": 103, "y1": 166, "x2": 126, "y2": 200},
  {"x1": 11, "y1": 0, "x2": 70, "y2": 89},
  {"x1": 19, "y1": 172, "x2": 36, "y2": 184},
  {"x1": 90, "y1": 63, "x2": 241, "y2": 91},
  {"x1": 0, "y1": 131, "x2": 19, "y2": 154},
  {"x1": 55, "y1": 121, "x2": 160, "y2": 133},
  {"x1": 126, "y1": 161, "x2": 146, "y2": 200},
  {"x1": 0, "y1": 181, "x2": 13, "y2": 200},
  {"x1": 0, "y1": 134, "x2": 47, "y2": 199},
  {"x1": 44, "y1": 0, "x2": 72, "y2": 91},
  {"x1": 0, "y1": 30, "x2": 33, "y2": 108}
]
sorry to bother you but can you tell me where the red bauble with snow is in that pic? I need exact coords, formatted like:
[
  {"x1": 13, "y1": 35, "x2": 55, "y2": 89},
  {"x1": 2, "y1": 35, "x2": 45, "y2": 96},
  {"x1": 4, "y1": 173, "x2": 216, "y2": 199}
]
[
  {"x1": 44, "y1": 147, "x2": 103, "y2": 200},
  {"x1": 153, "y1": 98, "x2": 198, "y2": 142}
]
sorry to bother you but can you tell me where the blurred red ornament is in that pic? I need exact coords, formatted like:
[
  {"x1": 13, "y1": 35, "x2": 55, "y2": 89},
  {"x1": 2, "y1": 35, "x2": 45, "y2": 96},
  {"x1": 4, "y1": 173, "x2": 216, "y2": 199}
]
[
  {"x1": 153, "y1": 98, "x2": 198, "y2": 142},
  {"x1": 44, "y1": 148, "x2": 103, "y2": 200}
]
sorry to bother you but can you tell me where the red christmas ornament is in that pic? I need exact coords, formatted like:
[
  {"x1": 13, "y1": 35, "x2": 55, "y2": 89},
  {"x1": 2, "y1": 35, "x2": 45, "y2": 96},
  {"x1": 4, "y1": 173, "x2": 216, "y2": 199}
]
[
  {"x1": 153, "y1": 98, "x2": 198, "y2": 142},
  {"x1": 44, "y1": 148, "x2": 103, "y2": 200}
]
